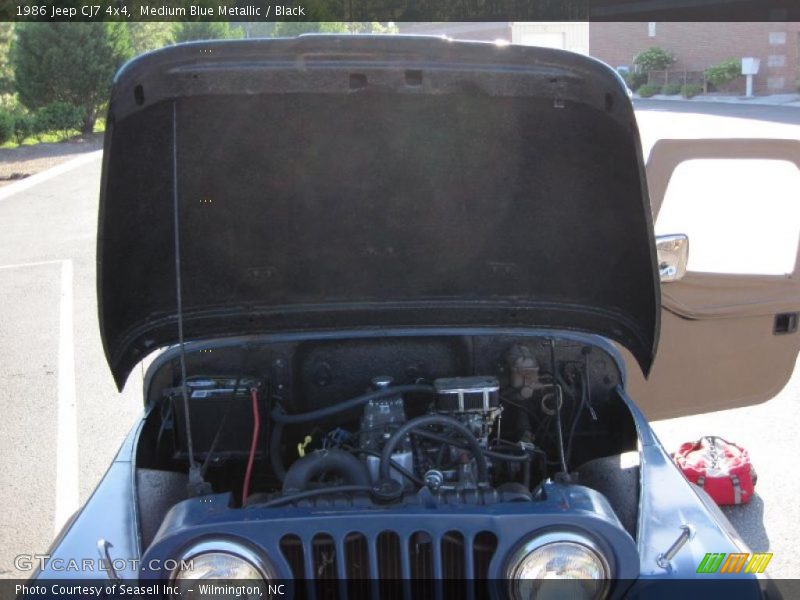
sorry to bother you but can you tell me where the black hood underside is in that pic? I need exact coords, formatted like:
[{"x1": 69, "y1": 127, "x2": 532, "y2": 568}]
[{"x1": 98, "y1": 36, "x2": 660, "y2": 389}]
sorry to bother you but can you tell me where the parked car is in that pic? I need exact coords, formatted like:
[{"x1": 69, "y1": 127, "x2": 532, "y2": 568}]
[{"x1": 33, "y1": 36, "x2": 798, "y2": 599}]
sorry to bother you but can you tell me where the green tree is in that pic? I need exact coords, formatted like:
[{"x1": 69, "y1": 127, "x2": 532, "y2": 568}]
[
  {"x1": 12, "y1": 23, "x2": 132, "y2": 134},
  {"x1": 172, "y1": 22, "x2": 243, "y2": 43},
  {"x1": 237, "y1": 22, "x2": 279, "y2": 38},
  {"x1": 633, "y1": 47, "x2": 676, "y2": 73},
  {"x1": 0, "y1": 23, "x2": 14, "y2": 96},
  {"x1": 127, "y1": 22, "x2": 174, "y2": 56},
  {"x1": 0, "y1": 109, "x2": 13, "y2": 145},
  {"x1": 272, "y1": 21, "x2": 350, "y2": 36}
]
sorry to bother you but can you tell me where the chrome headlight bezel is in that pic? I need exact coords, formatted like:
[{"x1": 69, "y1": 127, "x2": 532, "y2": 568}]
[
  {"x1": 505, "y1": 530, "x2": 612, "y2": 600},
  {"x1": 170, "y1": 538, "x2": 277, "y2": 583}
]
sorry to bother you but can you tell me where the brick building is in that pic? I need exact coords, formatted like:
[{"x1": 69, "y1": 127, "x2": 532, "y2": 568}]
[
  {"x1": 590, "y1": 22, "x2": 800, "y2": 94},
  {"x1": 397, "y1": 22, "x2": 799, "y2": 94},
  {"x1": 397, "y1": 22, "x2": 590, "y2": 54}
]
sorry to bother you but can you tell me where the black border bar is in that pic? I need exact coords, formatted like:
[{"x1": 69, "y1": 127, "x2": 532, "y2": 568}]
[{"x1": 3, "y1": 0, "x2": 800, "y2": 23}]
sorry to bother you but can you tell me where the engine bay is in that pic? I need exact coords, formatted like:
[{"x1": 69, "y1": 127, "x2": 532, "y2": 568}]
[{"x1": 136, "y1": 333, "x2": 639, "y2": 544}]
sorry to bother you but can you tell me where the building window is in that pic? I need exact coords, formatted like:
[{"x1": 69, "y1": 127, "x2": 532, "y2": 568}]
[
  {"x1": 648, "y1": 22, "x2": 656, "y2": 37},
  {"x1": 768, "y1": 32, "x2": 787, "y2": 45},
  {"x1": 767, "y1": 54, "x2": 786, "y2": 68}
]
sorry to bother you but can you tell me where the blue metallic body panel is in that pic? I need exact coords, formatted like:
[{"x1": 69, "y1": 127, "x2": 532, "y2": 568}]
[
  {"x1": 140, "y1": 482, "x2": 639, "y2": 598},
  {"x1": 33, "y1": 419, "x2": 143, "y2": 580},
  {"x1": 33, "y1": 329, "x2": 767, "y2": 598},
  {"x1": 615, "y1": 387, "x2": 764, "y2": 597}
]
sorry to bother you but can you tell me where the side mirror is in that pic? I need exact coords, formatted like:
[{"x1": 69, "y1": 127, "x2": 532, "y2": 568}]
[{"x1": 656, "y1": 234, "x2": 689, "y2": 282}]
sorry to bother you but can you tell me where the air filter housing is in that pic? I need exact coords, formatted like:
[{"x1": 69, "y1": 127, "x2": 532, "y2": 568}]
[{"x1": 434, "y1": 376, "x2": 500, "y2": 413}]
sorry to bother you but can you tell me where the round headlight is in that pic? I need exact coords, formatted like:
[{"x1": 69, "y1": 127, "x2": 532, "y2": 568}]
[
  {"x1": 171, "y1": 540, "x2": 273, "y2": 600},
  {"x1": 506, "y1": 532, "x2": 610, "y2": 600}
]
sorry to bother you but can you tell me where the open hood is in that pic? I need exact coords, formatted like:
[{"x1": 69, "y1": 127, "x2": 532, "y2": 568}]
[{"x1": 99, "y1": 36, "x2": 660, "y2": 390}]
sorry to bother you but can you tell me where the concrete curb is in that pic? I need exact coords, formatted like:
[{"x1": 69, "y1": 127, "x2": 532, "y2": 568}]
[{"x1": 635, "y1": 94, "x2": 800, "y2": 107}]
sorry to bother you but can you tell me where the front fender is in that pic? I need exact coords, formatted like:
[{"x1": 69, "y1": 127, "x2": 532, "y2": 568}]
[
  {"x1": 32, "y1": 418, "x2": 143, "y2": 581},
  {"x1": 617, "y1": 386, "x2": 767, "y2": 597}
]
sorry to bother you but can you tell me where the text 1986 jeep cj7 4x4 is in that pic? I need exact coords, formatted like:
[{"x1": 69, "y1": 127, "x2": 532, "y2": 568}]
[{"x1": 33, "y1": 36, "x2": 799, "y2": 599}]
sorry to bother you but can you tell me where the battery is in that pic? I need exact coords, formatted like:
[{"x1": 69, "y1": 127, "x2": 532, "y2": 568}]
[{"x1": 170, "y1": 376, "x2": 264, "y2": 460}]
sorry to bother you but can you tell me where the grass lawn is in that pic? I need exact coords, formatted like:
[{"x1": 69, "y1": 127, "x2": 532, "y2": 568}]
[{"x1": 0, "y1": 118, "x2": 105, "y2": 149}]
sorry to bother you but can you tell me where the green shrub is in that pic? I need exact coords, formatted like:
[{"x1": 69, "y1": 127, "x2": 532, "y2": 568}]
[
  {"x1": 34, "y1": 102, "x2": 84, "y2": 141},
  {"x1": 622, "y1": 71, "x2": 648, "y2": 91},
  {"x1": 12, "y1": 112, "x2": 34, "y2": 145},
  {"x1": 0, "y1": 110, "x2": 14, "y2": 145},
  {"x1": 633, "y1": 47, "x2": 676, "y2": 72},
  {"x1": 661, "y1": 83, "x2": 682, "y2": 95},
  {"x1": 636, "y1": 84, "x2": 661, "y2": 98},
  {"x1": 704, "y1": 59, "x2": 741, "y2": 89},
  {"x1": 681, "y1": 84, "x2": 704, "y2": 98}
]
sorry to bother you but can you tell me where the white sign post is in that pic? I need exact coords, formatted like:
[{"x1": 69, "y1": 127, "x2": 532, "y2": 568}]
[{"x1": 741, "y1": 57, "x2": 760, "y2": 98}]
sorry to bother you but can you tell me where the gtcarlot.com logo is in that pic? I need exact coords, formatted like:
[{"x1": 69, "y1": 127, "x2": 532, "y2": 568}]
[
  {"x1": 696, "y1": 552, "x2": 772, "y2": 574},
  {"x1": 14, "y1": 554, "x2": 193, "y2": 573}
]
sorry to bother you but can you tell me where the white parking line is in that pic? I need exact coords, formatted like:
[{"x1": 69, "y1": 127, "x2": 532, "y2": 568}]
[
  {"x1": 0, "y1": 150, "x2": 102, "y2": 202},
  {"x1": 54, "y1": 259, "x2": 79, "y2": 535},
  {"x1": 0, "y1": 259, "x2": 65, "y2": 271},
  {"x1": 0, "y1": 258, "x2": 79, "y2": 533}
]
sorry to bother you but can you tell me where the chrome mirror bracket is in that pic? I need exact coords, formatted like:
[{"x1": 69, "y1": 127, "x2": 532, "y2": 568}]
[{"x1": 656, "y1": 234, "x2": 689, "y2": 282}]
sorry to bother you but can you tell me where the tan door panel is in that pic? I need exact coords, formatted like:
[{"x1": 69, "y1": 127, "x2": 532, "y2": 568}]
[
  {"x1": 623, "y1": 311, "x2": 798, "y2": 420},
  {"x1": 661, "y1": 272, "x2": 798, "y2": 320},
  {"x1": 627, "y1": 138, "x2": 800, "y2": 420}
]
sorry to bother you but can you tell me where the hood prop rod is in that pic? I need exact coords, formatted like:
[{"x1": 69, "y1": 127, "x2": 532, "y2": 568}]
[{"x1": 172, "y1": 101, "x2": 211, "y2": 497}]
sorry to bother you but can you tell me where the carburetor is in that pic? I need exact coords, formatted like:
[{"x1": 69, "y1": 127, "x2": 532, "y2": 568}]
[{"x1": 432, "y1": 375, "x2": 502, "y2": 446}]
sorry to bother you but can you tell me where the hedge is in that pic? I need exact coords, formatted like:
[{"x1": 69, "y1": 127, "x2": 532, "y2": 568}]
[
  {"x1": 681, "y1": 84, "x2": 704, "y2": 98},
  {"x1": 636, "y1": 84, "x2": 661, "y2": 98}
]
